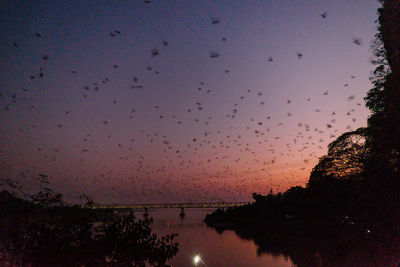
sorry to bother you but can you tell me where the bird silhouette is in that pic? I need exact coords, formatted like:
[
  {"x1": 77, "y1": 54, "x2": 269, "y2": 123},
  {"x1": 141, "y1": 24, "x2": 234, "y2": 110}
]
[
  {"x1": 348, "y1": 95, "x2": 355, "y2": 101},
  {"x1": 151, "y1": 48, "x2": 159, "y2": 57},
  {"x1": 209, "y1": 51, "x2": 220, "y2": 58},
  {"x1": 297, "y1": 52, "x2": 303, "y2": 60},
  {"x1": 352, "y1": 37, "x2": 362, "y2": 46},
  {"x1": 211, "y1": 17, "x2": 220, "y2": 24}
]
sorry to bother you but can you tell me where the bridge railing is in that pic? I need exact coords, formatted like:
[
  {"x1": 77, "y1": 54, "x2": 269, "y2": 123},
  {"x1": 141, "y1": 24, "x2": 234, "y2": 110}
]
[{"x1": 94, "y1": 202, "x2": 251, "y2": 209}]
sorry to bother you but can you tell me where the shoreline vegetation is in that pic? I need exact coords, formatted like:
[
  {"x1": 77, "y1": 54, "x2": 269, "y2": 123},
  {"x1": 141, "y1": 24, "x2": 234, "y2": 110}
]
[
  {"x1": 205, "y1": 0, "x2": 400, "y2": 266},
  {"x1": 0, "y1": 176, "x2": 178, "y2": 267}
]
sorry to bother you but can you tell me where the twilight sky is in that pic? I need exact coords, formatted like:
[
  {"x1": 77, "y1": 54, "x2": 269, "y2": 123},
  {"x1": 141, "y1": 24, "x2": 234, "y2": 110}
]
[{"x1": 0, "y1": 0, "x2": 379, "y2": 204}]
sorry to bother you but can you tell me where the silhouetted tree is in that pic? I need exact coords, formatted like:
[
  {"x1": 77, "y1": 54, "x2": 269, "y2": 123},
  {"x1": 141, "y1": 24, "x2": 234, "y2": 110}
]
[
  {"x1": 308, "y1": 128, "x2": 368, "y2": 187},
  {"x1": 0, "y1": 176, "x2": 179, "y2": 267},
  {"x1": 364, "y1": 0, "x2": 400, "y2": 181}
]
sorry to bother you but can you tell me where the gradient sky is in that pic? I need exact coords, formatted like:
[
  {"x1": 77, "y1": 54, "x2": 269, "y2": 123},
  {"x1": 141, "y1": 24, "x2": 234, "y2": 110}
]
[{"x1": 0, "y1": 0, "x2": 379, "y2": 204}]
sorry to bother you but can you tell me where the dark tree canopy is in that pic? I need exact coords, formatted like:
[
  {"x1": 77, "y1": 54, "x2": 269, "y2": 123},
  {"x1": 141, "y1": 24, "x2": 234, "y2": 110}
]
[
  {"x1": 0, "y1": 176, "x2": 179, "y2": 267},
  {"x1": 308, "y1": 128, "x2": 368, "y2": 186},
  {"x1": 364, "y1": 0, "x2": 400, "y2": 178}
]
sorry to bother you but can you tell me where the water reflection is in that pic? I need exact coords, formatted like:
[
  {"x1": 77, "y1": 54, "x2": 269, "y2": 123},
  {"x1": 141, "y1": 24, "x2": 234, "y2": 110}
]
[
  {"x1": 7, "y1": 205, "x2": 398, "y2": 266},
  {"x1": 148, "y1": 208, "x2": 295, "y2": 267},
  {"x1": 208, "y1": 220, "x2": 400, "y2": 267},
  {"x1": 179, "y1": 207, "x2": 186, "y2": 220}
]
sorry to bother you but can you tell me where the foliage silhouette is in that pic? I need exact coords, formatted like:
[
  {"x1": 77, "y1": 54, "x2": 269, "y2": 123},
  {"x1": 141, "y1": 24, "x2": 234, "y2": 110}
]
[
  {"x1": 0, "y1": 175, "x2": 178, "y2": 267},
  {"x1": 364, "y1": 0, "x2": 400, "y2": 182}
]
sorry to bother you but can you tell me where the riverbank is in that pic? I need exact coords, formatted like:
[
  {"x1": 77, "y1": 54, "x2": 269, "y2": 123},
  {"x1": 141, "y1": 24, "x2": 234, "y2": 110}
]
[{"x1": 204, "y1": 199, "x2": 400, "y2": 267}]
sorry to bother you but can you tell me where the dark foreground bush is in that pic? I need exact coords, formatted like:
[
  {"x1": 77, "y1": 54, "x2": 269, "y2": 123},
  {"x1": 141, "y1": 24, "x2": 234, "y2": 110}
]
[{"x1": 0, "y1": 179, "x2": 178, "y2": 267}]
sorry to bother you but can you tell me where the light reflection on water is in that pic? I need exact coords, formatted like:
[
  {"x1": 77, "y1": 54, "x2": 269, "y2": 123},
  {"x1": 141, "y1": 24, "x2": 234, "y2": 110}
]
[{"x1": 134, "y1": 208, "x2": 295, "y2": 267}]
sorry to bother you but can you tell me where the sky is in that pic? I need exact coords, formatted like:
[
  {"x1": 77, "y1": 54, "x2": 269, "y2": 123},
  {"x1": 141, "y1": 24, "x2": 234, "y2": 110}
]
[{"x1": 0, "y1": 0, "x2": 380, "y2": 204}]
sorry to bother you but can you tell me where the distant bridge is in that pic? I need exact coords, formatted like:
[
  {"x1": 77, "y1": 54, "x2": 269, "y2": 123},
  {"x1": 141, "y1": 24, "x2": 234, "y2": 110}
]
[{"x1": 95, "y1": 201, "x2": 251, "y2": 209}]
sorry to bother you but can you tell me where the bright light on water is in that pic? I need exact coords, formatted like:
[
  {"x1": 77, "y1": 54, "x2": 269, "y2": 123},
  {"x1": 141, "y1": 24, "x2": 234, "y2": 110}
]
[{"x1": 193, "y1": 254, "x2": 201, "y2": 265}]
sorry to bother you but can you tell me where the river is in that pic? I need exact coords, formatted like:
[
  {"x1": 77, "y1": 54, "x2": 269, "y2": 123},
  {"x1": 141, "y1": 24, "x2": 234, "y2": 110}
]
[{"x1": 134, "y1": 208, "x2": 295, "y2": 267}]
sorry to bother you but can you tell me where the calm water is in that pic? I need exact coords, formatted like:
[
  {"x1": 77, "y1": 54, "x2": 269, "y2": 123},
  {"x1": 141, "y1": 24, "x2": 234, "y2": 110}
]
[{"x1": 135, "y1": 208, "x2": 295, "y2": 267}]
